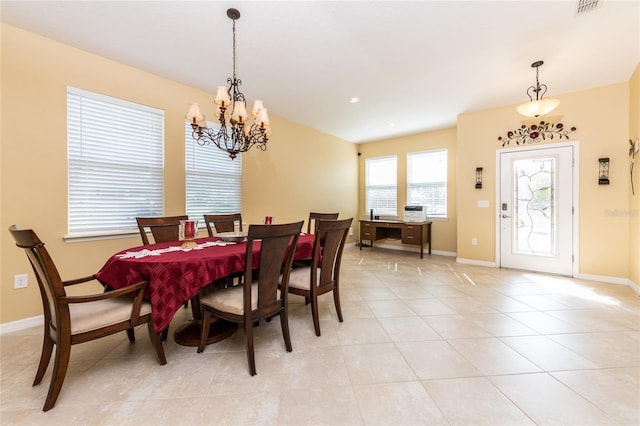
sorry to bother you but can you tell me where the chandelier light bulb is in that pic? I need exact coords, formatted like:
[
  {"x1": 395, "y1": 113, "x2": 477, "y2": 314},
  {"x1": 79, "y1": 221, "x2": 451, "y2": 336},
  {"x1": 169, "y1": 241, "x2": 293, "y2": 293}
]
[
  {"x1": 186, "y1": 103, "x2": 203, "y2": 122},
  {"x1": 214, "y1": 86, "x2": 231, "y2": 106},
  {"x1": 257, "y1": 108, "x2": 270, "y2": 125},
  {"x1": 231, "y1": 100, "x2": 248, "y2": 122},
  {"x1": 252, "y1": 100, "x2": 264, "y2": 117}
]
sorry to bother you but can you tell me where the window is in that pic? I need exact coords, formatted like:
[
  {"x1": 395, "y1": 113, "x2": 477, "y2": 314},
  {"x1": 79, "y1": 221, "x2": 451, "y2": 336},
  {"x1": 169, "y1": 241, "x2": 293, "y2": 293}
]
[
  {"x1": 407, "y1": 149, "x2": 447, "y2": 218},
  {"x1": 185, "y1": 122, "x2": 242, "y2": 223},
  {"x1": 365, "y1": 155, "x2": 397, "y2": 216},
  {"x1": 67, "y1": 87, "x2": 164, "y2": 237}
]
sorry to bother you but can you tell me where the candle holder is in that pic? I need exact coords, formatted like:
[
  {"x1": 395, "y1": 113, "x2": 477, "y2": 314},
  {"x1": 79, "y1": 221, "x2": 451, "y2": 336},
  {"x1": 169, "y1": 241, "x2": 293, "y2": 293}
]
[{"x1": 180, "y1": 219, "x2": 198, "y2": 249}]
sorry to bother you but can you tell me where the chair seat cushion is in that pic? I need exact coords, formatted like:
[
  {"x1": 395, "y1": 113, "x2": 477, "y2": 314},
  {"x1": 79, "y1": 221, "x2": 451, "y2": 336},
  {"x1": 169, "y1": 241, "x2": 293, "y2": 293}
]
[
  {"x1": 200, "y1": 282, "x2": 281, "y2": 315},
  {"x1": 288, "y1": 267, "x2": 321, "y2": 291},
  {"x1": 69, "y1": 297, "x2": 152, "y2": 335}
]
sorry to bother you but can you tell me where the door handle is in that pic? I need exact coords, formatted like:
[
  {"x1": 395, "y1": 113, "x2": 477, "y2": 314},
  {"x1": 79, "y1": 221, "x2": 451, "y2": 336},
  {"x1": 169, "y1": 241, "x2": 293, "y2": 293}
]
[{"x1": 501, "y1": 214, "x2": 511, "y2": 219}]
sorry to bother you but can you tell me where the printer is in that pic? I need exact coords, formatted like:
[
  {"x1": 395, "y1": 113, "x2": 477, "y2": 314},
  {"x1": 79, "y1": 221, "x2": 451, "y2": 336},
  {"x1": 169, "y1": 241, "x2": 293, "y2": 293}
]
[{"x1": 403, "y1": 206, "x2": 425, "y2": 222}]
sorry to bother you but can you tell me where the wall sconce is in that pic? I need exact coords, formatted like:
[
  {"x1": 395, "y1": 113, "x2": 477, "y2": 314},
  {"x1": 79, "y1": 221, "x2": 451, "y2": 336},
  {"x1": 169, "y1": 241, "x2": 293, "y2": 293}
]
[
  {"x1": 475, "y1": 167, "x2": 483, "y2": 189},
  {"x1": 598, "y1": 158, "x2": 610, "y2": 185}
]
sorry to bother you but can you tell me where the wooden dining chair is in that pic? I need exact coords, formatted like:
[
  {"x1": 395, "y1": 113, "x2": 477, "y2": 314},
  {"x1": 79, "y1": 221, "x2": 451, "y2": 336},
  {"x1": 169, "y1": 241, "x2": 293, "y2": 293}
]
[
  {"x1": 203, "y1": 213, "x2": 245, "y2": 287},
  {"x1": 196, "y1": 221, "x2": 304, "y2": 375},
  {"x1": 135, "y1": 215, "x2": 189, "y2": 245},
  {"x1": 288, "y1": 217, "x2": 353, "y2": 336},
  {"x1": 203, "y1": 213, "x2": 243, "y2": 236},
  {"x1": 136, "y1": 215, "x2": 191, "y2": 318},
  {"x1": 8, "y1": 225, "x2": 167, "y2": 411},
  {"x1": 307, "y1": 212, "x2": 339, "y2": 234},
  {"x1": 294, "y1": 212, "x2": 340, "y2": 270}
]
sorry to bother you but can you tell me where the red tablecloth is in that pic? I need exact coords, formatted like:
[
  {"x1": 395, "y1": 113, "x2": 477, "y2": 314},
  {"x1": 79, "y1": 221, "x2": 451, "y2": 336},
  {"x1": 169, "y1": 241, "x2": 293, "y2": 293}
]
[{"x1": 95, "y1": 234, "x2": 314, "y2": 333}]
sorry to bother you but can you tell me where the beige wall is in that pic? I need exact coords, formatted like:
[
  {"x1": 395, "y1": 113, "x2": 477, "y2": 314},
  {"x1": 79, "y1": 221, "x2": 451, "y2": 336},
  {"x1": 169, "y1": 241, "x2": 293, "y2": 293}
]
[
  {"x1": 242, "y1": 118, "x2": 357, "y2": 227},
  {"x1": 356, "y1": 128, "x2": 458, "y2": 254},
  {"x1": 629, "y1": 64, "x2": 640, "y2": 287},
  {"x1": 457, "y1": 82, "x2": 631, "y2": 278},
  {"x1": 0, "y1": 24, "x2": 358, "y2": 325}
]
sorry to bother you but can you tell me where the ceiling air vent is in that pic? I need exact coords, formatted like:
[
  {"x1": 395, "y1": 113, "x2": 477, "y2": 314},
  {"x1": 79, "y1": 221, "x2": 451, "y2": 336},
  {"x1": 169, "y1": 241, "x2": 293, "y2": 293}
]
[{"x1": 576, "y1": 0, "x2": 601, "y2": 15}]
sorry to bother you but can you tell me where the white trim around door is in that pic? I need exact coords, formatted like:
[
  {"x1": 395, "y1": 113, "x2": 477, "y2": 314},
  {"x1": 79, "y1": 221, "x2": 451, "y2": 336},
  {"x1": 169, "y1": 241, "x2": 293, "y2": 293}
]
[{"x1": 495, "y1": 141, "x2": 580, "y2": 277}]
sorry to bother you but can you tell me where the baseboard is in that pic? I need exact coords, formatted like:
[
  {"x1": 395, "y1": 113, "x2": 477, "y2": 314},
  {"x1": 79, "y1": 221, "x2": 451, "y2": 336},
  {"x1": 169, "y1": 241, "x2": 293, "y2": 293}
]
[
  {"x1": 430, "y1": 249, "x2": 456, "y2": 257},
  {"x1": 0, "y1": 314, "x2": 42, "y2": 335},
  {"x1": 629, "y1": 280, "x2": 640, "y2": 295},
  {"x1": 364, "y1": 242, "x2": 455, "y2": 257},
  {"x1": 456, "y1": 258, "x2": 498, "y2": 268},
  {"x1": 577, "y1": 273, "x2": 630, "y2": 286}
]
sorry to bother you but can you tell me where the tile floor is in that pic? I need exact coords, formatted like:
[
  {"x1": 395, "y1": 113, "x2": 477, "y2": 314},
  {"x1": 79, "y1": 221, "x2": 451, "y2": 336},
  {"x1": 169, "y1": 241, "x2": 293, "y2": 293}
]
[{"x1": 1, "y1": 246, "x2": 639, "y2": 425}]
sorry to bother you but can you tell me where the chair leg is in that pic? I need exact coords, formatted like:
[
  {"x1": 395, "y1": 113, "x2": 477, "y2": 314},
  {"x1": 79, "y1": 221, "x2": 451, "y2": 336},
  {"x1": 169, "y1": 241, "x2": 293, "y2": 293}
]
[
  {"x1": 280, "y1": 311, "x2": 293, "y2": 352},
  {"x1": 126, "y1": 328, "x2": 135, "y2": 342},
  {"x1": 33, "y1": 333, "x2": 54, "y2": 386},
  {"x1": 147, "y1": 321, "x2": 167, "y2": 365},
  {"x1": 333, "y1": 288, "x2": 344, "y2": 323},
  {"x1": 311, "y1": 295, "x2": 321, "y2": 337},
  {"x1": 245, "y1": 319, "x2": 256, "y2": 376},
  {"x1": 197, "y1": 310, "x2": 211, "y2": 353},
  {"x1": 160, "y1": 327, "x2": 169, "y2": 341},
  {"x1": 42, "y1": 337, "x2": 71, "y2": 411}
]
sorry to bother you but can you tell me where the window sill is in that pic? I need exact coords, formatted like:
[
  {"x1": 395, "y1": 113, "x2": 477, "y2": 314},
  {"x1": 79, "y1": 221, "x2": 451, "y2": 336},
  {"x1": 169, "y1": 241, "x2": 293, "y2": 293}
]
[{"x1": 64, "y1": 230, "x2": 139, "y2": 243}]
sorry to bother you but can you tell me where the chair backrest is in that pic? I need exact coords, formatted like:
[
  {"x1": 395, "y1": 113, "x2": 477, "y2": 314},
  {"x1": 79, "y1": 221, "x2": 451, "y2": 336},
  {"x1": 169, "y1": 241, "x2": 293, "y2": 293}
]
[
  {"x1": 136, "y1": 215, "x2": 188, "y2": 245},
  {"x1": 203, "y1": 213, "x2": 243, "y2": 236},
  {"x1": 8, "y1": 225, "x2": 67, "y2": 333},
  {"x1": 244, "y1": 221, "x2": 303, "y2": 318},
  {"x1": 312, "y1": 218, "x2": 353, "y2": 287},
  {"x1": 307, "y1": 212, "x2": 339, "y2": 234}
]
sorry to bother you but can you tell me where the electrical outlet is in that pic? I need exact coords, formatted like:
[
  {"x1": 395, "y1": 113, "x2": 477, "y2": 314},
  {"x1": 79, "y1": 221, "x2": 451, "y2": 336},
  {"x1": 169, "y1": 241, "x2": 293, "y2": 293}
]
[
  {"x1": 471, "y1": 238, "x2": 478, "y2": 246},
  {"x1": 349, "y1": 226, "x2": 354, "y2": 236},
  {"x1": 14, "y1": 274, "x2": 28, "y2": 289}
]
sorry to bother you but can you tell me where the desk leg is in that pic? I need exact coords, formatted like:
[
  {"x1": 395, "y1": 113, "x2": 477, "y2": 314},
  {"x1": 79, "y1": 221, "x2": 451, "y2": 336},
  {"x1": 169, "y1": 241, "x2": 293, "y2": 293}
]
[
  {"x1": 428, "y1": 224, "x2": 432, "y2": 255},
  {"x1": 174, "y1": 291, "x2": 237, "y2": 347}
]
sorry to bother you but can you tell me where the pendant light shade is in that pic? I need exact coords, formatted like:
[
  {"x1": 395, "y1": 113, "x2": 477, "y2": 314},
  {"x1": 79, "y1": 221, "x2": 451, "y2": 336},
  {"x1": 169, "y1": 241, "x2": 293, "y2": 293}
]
[{"x1": 516, "y1": 97, "x2": 560, "y2": 118}]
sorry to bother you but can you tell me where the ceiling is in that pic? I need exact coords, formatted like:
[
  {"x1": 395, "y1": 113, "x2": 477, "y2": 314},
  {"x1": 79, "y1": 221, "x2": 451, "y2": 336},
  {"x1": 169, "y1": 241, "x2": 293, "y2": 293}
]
[{"x1": 2, "y1": 1, "x2": 638, "y2": 143}]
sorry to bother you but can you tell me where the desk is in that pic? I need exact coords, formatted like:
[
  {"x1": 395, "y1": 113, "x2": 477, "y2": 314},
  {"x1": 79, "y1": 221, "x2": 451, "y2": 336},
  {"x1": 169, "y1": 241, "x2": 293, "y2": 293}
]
[
  {"x1": 359, "y1": 220, "x2": 432, "y2": 258},
  {"x1": 95, "y1": 234, "x2": 314, "y2": 346}
]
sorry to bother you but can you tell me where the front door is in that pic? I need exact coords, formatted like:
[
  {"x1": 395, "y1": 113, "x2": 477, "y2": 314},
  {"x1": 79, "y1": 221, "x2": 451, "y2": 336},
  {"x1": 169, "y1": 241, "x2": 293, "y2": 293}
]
[{"x1": 498, "y1": 144, "x2": 575, "y2": 276}]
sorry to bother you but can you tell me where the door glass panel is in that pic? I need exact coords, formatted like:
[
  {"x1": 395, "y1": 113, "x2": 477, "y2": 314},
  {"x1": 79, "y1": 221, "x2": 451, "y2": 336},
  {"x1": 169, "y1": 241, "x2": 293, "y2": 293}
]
[{"x1": 512, "y1": 156, "x2": 556, "y2": 256}]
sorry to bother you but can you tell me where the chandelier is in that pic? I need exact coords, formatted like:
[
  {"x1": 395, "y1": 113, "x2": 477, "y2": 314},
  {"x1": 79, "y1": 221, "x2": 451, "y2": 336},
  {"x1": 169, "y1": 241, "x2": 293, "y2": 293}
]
[
  {"x1": 186, "y1": 8, "x2": 270, "y2": 159},
  {"x1": 516, "y1": 60, "x2": 560, "y2": 118}
]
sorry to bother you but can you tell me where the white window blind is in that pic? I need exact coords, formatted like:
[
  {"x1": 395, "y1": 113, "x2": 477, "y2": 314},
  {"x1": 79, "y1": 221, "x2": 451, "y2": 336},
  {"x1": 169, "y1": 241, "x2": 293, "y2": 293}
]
[
  {"x1": 185, "y1": 122, "x2": 242, "y2": 223},
  {"x1": 67, "y1": 87, "x2": 164, "y2": 236},
  {"x1": 407, "y1": 149, "x2": 447, "y2": 218},
  {"x1": 365, "y1": 155, "x2": 397, "y2": 216}
]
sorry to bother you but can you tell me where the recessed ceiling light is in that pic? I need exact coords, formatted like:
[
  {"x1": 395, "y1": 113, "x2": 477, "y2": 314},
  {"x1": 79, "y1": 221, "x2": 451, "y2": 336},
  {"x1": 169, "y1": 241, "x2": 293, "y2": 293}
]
[
  {"x1": 388, "y1": 122, "x2": 396, "y2": 127},
  {"x1": 349, "y1": 97, "x2": 360, "y2": 104}
]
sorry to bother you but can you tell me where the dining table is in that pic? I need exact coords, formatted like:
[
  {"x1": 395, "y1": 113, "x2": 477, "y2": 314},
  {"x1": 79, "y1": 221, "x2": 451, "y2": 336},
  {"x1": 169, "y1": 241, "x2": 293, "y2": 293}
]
[{"x1": 95, "y1": 233, "x2": 315, "y2": 346}]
